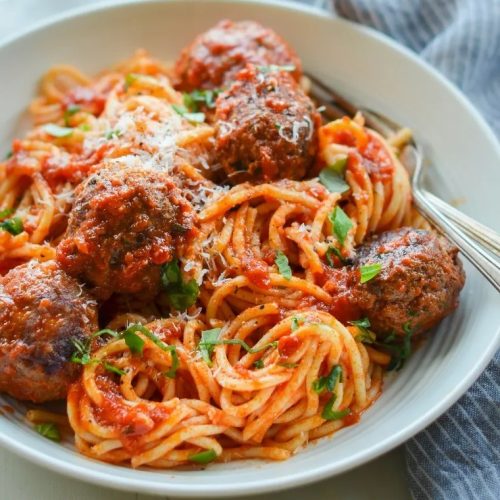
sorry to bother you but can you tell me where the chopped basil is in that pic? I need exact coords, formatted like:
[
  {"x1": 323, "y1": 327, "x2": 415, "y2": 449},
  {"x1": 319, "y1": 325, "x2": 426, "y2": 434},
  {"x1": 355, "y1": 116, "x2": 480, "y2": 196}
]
[
  {"x1": 330, "y1": 156, "x2": 348, "y2": 174},
  {"x1": 275, "y1": 250, "x2": 292, "y2": 280},
  {"x1": 349, "y1": 318, "x2": 376, "y2": 344},
  {"x1": 360, "y1": 263, "x2": 382, "y2": 283},
  {"x1": 105, "y1": 129, "x2": 122, "y2": 140},
  {"x1": 35, "y1": 423, "x2": 61, "y2": 442},
  {"x1": 64, "y1": 104, "x2": 80, "y2": 126},
  {"x1": 0, "y1": 208, "x2": 13, "y2": 219},
  {"x1": 256, "y1": 64, "x2": 296, "y2": 73},
  {"x1": 70, "y1": 337, "x2": 92, "y2": 365},
  {"x1": 198, "y1": 328, "x2": 221, "y2": 366},
  {"x1": 279, "y1": 362, "x2": 299, "y2": 368},
  {"x1": 322, "y1": 396, "x2": 351, "y2": 421},
  {"x1": 312, "y1": 365, "x2": 342, "y2": 394},
  {"x1": 253, "y1": 359, "x2": 264, "y2": 369},
  {"x1": 103, "y1": 362, "x2": 125, "y2": 376},
  {"x1": 198, "y1": 337, "x2": 278, "y2": 355},
  {"x1": 79, "y1": 124, "x2": 91, "y2": 132},
  {"x1": 43, "y1": 123, "x2": 73, "y2": 138},
  {"x1": 325, "y1": 245, "x2": 347, "y2": 266},
  {"x1": 161, "y1": 259, "x2": 200, "y2": 311},
  {"x1": 382, "y1": 323, "x2": 413, "y2": 371},
  {"x1": 350, "y1": 318, "x2": 371, "y2": 329},
  {"x1": 291, "y1": 317, "x2": 300, "y2": 332},
  {"x1": 328, "y1": 206, "x2": 353, "y2": 246},
  {"x1": 124, "y1": 73, "x2": 139, "y2": 89},
  {"x1": 183, "y1": 89, "x2": 220, "y2": 112},
  {"x1": 188, "y1": 449, "x2": 217, "y2": 464},
  {"x1": 172, "y1": 104, "x2": 205, "y2": 124},
  {"x1": 319, "y1": 168, "x2": 350, "y2": 194},
  {"x1": 0, "y1": 217, "x2": 23, "y2": 235},
  {"x1": 4, "y1": 150, "x2": 12, "y2": 160},
  {"x1": 123, "y1": 327, "x2": 145, "y2": 355}
]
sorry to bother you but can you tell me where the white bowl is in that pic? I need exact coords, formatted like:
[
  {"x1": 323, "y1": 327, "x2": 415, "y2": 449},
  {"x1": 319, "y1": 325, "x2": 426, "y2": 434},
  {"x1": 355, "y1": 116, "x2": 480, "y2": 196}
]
[{"x1": 0, "y1": 0, "x2": 499, "y2": 497}]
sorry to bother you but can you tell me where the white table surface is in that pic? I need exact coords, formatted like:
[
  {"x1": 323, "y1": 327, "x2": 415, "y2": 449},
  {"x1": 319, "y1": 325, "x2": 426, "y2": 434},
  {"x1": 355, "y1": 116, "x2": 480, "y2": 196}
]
[{"x1": 0, "y1": 1, "x2": 411, "y2": 498}]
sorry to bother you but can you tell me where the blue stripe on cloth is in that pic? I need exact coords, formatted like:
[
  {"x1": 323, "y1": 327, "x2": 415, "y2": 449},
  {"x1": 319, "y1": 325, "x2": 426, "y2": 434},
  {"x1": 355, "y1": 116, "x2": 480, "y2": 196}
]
[{"x1": 291, "y1": 1, "x2": 500, "y2": 498}]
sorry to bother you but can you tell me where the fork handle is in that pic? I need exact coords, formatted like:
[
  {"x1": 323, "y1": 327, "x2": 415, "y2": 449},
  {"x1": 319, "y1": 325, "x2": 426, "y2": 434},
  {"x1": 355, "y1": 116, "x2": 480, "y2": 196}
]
[
  {"x1": 412, "y1": 190, "x2": 500, "y2": 292},
  {"x1": 423, "y1": 190, "x2": 500, "y2": 256}
]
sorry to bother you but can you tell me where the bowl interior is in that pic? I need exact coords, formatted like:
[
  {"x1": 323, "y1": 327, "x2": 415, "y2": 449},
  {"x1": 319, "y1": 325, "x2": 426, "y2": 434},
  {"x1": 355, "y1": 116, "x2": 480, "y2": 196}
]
[{"x1": 0, "y1": 1, "x2": 499, "y2": 497}]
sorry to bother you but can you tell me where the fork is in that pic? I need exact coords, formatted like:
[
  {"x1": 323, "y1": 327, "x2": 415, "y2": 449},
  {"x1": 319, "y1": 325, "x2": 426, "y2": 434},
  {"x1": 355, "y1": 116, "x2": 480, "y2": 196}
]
[{"x1": 307, "y1": 73, "x2": 500, "y2": 292}]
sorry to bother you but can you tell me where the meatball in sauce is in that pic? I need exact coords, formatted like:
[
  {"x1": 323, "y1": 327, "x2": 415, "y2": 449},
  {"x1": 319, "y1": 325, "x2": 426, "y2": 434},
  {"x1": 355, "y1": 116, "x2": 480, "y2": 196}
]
[
  {"x1": 214, "y1": 65, "x2": 321, "y2": 181},
  {"x1": 324, "y1": 228, "x2": 465, "y2": 336},
  {"x1": 57, "y1": 164, "x2": 196, "y2": 299},
  {"x1": 174, "y1": 19, "x2": 302, "y2": 91},
  {"x1": 0, "y1": 261, "x2": 97, "y2": 402}
]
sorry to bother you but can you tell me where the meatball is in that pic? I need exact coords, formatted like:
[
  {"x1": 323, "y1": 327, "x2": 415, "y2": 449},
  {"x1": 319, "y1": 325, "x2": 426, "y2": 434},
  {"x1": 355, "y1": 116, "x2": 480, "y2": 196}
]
[
  {"x1": 214, "y1": 65, "x2": 321, "y2": 181},
  {"x1": 325, "y1": 228, "x2": 465, "y2": 335},
  {"x1": 174, "y1": 19, "x2": 302, "y2": 91},
  {"x1": 0, "y1": 260, "x2": 97, "y2": 402},
  {"x1": 57, "y1": 165, "x2": 196, "y2": 299}
]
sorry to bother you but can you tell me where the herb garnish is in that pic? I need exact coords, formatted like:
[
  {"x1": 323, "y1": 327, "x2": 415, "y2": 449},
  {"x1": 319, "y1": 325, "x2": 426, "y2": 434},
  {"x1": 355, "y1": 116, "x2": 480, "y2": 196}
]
[
  {"x1": 312, "y1": 365, "x2": 342, "y2": 394},
  {"x1": 172, "y1": 104, "x2": 205, "y2": 124},
  {"x1": 105, "y1": 129, "x2": 122, "y2": 140},
  {"x1": 325, "y1": 245, "x2": 347, "y2": 266},
  {"x1": 328, "y1": 206, "x2": 353, "y2": 246},
  {"x1": 349, "y1": 318, "x2": 376, "y2": 344},
  {"x1": 35, "y1": 423, "x2": 61, "y2": 442},
  {"x1": 319, "y1": 168, "x2": 350, "y2": 194},
  {"x1": 188, "y1": 449, "x2": 217, "y2": 464},
  {"x1": 0, "y1": 216, "x2": 23, "y2": 235},
  {"x1": 0, "y1": 208, "x2": 14, "y2": 219},
  {"x1": 291, "y1": 317, "x2": 301, "y2": 332},
  {"x1": 275, "y1": 250, "x2": 292, "y2": 280},
  {"x1": 253, "y1": 359, "x2": 264, "y2": 369},
  {"x1": 322, "y1": 397, "x2": 350, "y2": 421},
  {"x1": 383, "y1": 323, "x2": 413, "y2": 371},
  {"x1": 63, "y1": 104, "x2": 81, "y2": 126},
  {"x1": 198, "y1": 328, "x2": 221, "y2": 366},
  {"x1": 183, "y1": 89, "x2": 220, "y2": 112},
  {"x1": 161, "y1": 259, "x2": 200, "y2": 311},
  {"x1": 359, "y1": 263, "x2": 382, "y2": 283},
  {"x1": 43, "y1": 124, "x2": 73, "y2": 138}
]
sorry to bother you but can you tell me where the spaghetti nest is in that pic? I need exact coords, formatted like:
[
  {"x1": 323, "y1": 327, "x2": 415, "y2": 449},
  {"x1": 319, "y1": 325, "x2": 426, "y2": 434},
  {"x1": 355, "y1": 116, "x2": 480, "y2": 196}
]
[
  {"x1": 68, "y1": 304, "x2": 383, "y2": 467},
  {"x1": 1, "y1": 50, "x2": 427, "y2": 469}
]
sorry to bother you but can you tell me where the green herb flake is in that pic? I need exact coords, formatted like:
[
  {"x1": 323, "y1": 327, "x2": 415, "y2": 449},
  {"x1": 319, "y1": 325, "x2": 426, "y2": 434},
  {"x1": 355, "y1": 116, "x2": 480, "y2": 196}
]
[
  {"x1": 253, "y1": 359, "x2": 264, "y2": 369},
  {"x1": 384, "y1": 323, "x2": 413, "y2": 371},
  {"x1": 161, "y1": 259, "x2": 200, "y2": 311},
  {"x1": 198, "y1": 337, "x2": 277, "y2": 355},
  {"x1": 172, "y1": 104, "x2": 205, "y2": 124},
  {"x1": 43, "y1": 123, "x2": 73, "y2": 138},
  {"x1": 0, "y1": 208, "x2": 13, "y2": 220},
  {"x1": 63, "y1": 104, "x2": 81, "y2": 126},
  {"x1": 123, "y1": 327, "x2": 145, "y2": 355},
  {"x1": 319, "y1": 168, "x2": 350, "y2": 194},
  {"x1": 349, "y1": 318, "x2": 376, "y2": 344},
  {"x1": 291, "y1": 317, "x2": 300, "y2": 332},
  {"x1": 4, "y1": 150, "x2": 13, "y2": 160},
  {"x1": 188, "y1": 449, "x2": 217, "y2": 464},
  {"x1": 328, "y1": 206, "x2": 353, "y2": 246},
  {"x1": 360, "y1": 263, "x2": 382, "y2": 284},
  {"x1": 105, "y1": 129, "x2": 122, "y2": 140},
  {"x1": 0, "y1": 217, "x2": 23, "y2": 235},
  {"x1": 322, "y1": 396, "x2": 351, "y2": 421},
  {"x1": 103, "y1": 362, "x2": 126, "y2": 376},
  {"x1": 35, "y1": 423, "x2": 61, "y2": 442},
  {"x1": 312, "y1": 365, "x2": 342, "y2": 394},
  {"x1": 198, "y1": 328, "x2": 221, "y2": 366},
  {"x1": 275, "y1": 250, "x2": 292, "y2": 280},
  {"x1": 183, "y1": 89, "x2": 219, "y2": 112},
  {"x1": 79, "y1": 124, "x2": 91, "y2": 132},
  {"x1": 325, "y1": 245, "x2": 347, "y2": 266}
]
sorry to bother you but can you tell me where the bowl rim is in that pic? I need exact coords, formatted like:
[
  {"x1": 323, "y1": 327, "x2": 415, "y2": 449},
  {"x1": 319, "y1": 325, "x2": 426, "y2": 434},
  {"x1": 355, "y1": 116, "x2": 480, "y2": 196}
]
[{"x1": 0, "y1": 0, "x2": 499, "y2": 496}]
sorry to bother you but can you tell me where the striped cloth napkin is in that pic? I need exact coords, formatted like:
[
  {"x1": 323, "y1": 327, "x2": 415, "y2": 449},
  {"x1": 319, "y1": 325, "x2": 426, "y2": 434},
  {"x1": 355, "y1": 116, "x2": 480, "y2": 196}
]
[{"x1": 296, "y1": 0, "x2": 500, "y2": 498}]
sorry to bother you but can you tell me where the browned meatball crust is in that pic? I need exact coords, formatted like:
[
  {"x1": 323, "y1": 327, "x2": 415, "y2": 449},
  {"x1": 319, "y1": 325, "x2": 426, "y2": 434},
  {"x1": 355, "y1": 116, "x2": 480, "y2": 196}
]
[
  {"x1": 354, "y1": 228, "x2": 465, "y2": 335},
  {"x1": 214, "y1": 65, "x2": 321, "y2": 181},
  {"x1": 174, "y1": 19, "x2": 302, "y2": 91},
  {"x1": 57, "y1": 165, "x2": 196, "y2": 299},
  {"x1": 323, "y1": 228, "x2": 465, "y2": 335},
  {"x1": 0, "y1": 261, "x2": 98, "y2": 402}
]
